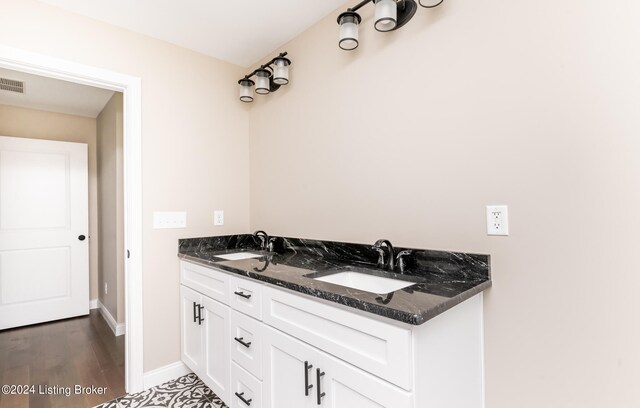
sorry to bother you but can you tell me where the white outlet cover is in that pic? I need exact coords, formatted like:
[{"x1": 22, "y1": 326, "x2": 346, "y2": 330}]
[
  {"x1": 214, "y1": 210, "x2": 224, "y2": 226},
  {"x1": 153, "y1": 211, "x2": 187, "y2": 229},
  {"x1": 487, "y1": 205, "x2": 509, "y2": 236}
]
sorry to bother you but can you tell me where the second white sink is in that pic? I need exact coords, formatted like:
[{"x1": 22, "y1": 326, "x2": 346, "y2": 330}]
[
  {"x1": 313, "y1": 270, "x2": 415, "y2": 294},
  {"x1": 216, "y1": 252, "x2": 263, "y2": 261}
]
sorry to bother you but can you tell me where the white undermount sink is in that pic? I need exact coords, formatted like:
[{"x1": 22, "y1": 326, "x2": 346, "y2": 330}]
[
  {"x1": 215, "y1": 252, "x2": 263, "y2": 261},
  {"x1": 313, "y1": 270, "x2": 415, "y2": 294}
]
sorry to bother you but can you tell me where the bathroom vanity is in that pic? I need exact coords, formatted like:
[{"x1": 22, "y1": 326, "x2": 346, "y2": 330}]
[{"x1": 178, "y1": 235, "x2": 491, "y2": 408}]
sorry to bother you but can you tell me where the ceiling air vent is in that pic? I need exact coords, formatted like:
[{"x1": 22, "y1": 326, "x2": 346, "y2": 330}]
[{"x1": 0, "y1": 78, "x2": 25, "y2": 94}]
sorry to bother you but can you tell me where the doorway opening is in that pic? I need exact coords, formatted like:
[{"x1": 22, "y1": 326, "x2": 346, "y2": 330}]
[{"x1": 0, "y1": 45, "x2": 143, "y2": 394}]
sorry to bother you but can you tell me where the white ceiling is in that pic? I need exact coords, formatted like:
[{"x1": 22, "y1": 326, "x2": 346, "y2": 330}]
[
  {"x1": 37, "y1": 0, "x2": 349, "y2": 67},
  {"x1": 0, "y1": 68, "x2": 115, "y2": 118}
]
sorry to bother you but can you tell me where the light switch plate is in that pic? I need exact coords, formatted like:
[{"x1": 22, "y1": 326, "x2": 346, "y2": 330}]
[
  {"x1": 214, "y1": 210, "x2": 224, "y2": 226},
  {"x1": 487, "y1": 205, "x2": 509, "y2": 236},
  {"x1": 153, "y1": 211, "x2": 187, "y2": 229}
]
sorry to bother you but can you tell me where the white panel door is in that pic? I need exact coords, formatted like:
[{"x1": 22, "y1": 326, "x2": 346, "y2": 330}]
[
  {"x1": 181, "y1": 285, "x2": 203, "y2": 375},
  {"x1": 322, "y1": 352, "x2": 413, "y2": 408},
  {"x1": 202, "y1": 295, "x2": 231, "y2": 404},
  {"x1": 263, "y1": 325, "x2": 318, "y2": 408},
  {"x1": 0, "y1": 136, "x2": 89, "y2": 330}
]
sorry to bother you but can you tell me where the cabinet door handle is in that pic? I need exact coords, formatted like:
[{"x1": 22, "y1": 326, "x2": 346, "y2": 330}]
[
  {"x1": 234, "y1": 291, "x2": 252, "y2": 299},
  {"x1": 234, "y1": 337, "x2": 252, "y2": 348},
  {"x1": 316, "y1": 368, "x2": 325, "y2": 405},
  {"x1": 198, "y1": 305, "x2": 204, "y2": 325},
  {"x1": 192, "y1": 301, "x2": 198, "y2": 323},
  {"x1": 235, "y1": 391, "x2": 252, "y2": 406},
  {"x1": 304, "y1": 361, "x2": 313, "y2": 396}
]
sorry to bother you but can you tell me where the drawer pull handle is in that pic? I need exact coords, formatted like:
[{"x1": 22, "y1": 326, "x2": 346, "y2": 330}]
[
  {"x1": 234, "y1": 291, "x2": 252, "y2": 299},
  {"x1": 198, "y1": 305, "x2": 204, "y2": 325},
  {"x1": 316, "y1": 368, "x2": 325, "y2": 405},
  {"x1": 192, "y1": 301, "x2": 198, "y2": 323},
  {"x1": 304, "y1": 361, "x2": 313, "y2": 396},
  {"x1": 234, "y1": 337, "x2": 252, "y2": 348},
  {"x1": 235, "y1": 391, "x2": 252, "y2": 406}
]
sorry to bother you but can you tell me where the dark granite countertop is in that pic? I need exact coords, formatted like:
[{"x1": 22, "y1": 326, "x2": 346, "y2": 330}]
[{"x1": 178, "y1": 234, "x2": 491, "y2": 325}]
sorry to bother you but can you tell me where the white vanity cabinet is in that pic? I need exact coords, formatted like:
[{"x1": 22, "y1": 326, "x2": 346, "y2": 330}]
[{"x1": 180, "y1": 260, "x2": 485, "y2": 408}]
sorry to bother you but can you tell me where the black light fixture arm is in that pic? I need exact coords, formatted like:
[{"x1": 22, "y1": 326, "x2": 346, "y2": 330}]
[
  {"x1": 347, "y1": 0, "x2": 422, "y2": 11},
  {"x1": 344, "y1": 0, "x2": 410, "y2": 14},
  {"x1": 347, "y1": 0, "x2": 374, "y2": 13}
]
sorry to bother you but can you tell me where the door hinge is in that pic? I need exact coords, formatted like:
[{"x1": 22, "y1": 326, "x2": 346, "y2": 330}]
[{"x1": 127, "y1": 250, "x2": 130, "y2": 259}]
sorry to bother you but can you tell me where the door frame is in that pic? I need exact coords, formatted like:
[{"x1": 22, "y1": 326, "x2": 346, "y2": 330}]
[{"x1": 0, "y1": 45, "x2": 144, "y2": 393}]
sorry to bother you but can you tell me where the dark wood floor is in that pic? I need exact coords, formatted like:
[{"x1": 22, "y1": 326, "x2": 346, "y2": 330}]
[{"x1": 0, "y1": 310, "x2": 125, "y2": 408}]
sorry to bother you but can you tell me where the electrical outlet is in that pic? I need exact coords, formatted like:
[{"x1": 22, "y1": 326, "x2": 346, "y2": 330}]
[
  {"x1": 104, "y1": 282, "x2": 108, "y2": 295},
  {"x1": 487, "y1": 205, "x2": 509, "y2": 236},
  {"x1": 214, "y1": 210, "x2": 224, "y2": 226}
]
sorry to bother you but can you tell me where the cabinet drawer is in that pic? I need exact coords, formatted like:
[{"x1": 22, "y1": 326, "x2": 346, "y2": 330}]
[
  {"x1": 231, "y1": 362, "x2": 262, "y2": 408},
  {"x1": 229, "y1": 276, "x2": 263, "y2": 320},
  {"x1": 262, "y1": 285, "x2": 413, "y2": 390},
  {"x1": 230, "y1": 309, "x2": 263, "y2": 380},
  {"x1": 180, "y1": 261, "x2": 229, "y2": 305}
]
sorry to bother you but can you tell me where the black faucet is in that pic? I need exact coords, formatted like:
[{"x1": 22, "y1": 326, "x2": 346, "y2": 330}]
[
  {"x1": 372, "y1": 239, "x2": 395, "y2": 271},
  {"x1": 253, "y1": 230, "x2": 269, "y2": 250}
]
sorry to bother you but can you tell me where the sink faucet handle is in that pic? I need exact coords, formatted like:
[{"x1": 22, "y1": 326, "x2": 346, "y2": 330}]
[
  {"x1": 267, "y1": 237, "x2": 277, "y2": 252},
  {"x1": 395, "y1": 250, "x2": 412, "y2": 273},
  {"x1": 253, "y1": 230, "x2": 269, "y2": 250},
  {"x1": 373, "y1": 239, "x2": 395, "y2": 271},
  {"x1": 371, "y1": 246, "x2": 386, "y2": 268}
]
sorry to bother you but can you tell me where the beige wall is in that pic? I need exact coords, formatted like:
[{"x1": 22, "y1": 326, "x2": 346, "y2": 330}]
[
  {"x1": 5, "y1": 1, "x2": 640, "y2": 405},
  {"x1": 0, "y1": 104, "x2": 99, "y2": 302},
  {"x1": 249, "y1": 1, "x2": 640, "y2": 407},
  {"x1": 0, "y1": 0, "x2": 250, "y2": 371},
  {"x1": 97, "y1": 93, "x2": 124, "y2": 323}
]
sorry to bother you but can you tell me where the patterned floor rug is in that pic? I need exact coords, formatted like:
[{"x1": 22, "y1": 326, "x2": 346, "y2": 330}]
[{"x1": 93, "y1": 373, "x2": 228, "y2": 408}]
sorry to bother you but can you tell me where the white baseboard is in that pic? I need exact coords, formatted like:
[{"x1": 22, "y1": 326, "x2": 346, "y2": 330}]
[
  {"x1": 143, "y1": 361, "x2": 192, "y2": 390},
  {"x1": 98, "y1": 300, "x2": 126, "y2": 336},
  {"x1": 90, "y1": 299, "x2": 98, "y2": 310}
]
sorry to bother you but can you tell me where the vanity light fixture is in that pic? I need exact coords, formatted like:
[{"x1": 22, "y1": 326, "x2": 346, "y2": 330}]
[
  {"x1": 254, "y1": 68, "x2": 272, "y2": 95},
  {"x1": 338, "y1": 0, "x2": 444, "y2": 50},
  {"x1": 273, "y1": 56, "x2": 291, "y2": 85},
  {"x1": 238, "y1": 78, "x2": 255, "y2": 102},
  {"x1": 338, "y1": 11, "x2": 362, "y2": 50},
  {"x1": 237, "y1": 52, "x2": 291, "y2": 103},
  {"x1": 374, "y1": 0, "x2": 399, "y2": 32}
]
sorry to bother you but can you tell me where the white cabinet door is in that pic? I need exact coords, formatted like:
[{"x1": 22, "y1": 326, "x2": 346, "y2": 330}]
[
  {"x1": 263, "y1": 326, "x2": 318, "y2": 408},
  {"x1": 181, "y1": 285, "x2": 203, "y2": 375},
  {"x1": 321, "y1": 352, "x2": 413, "y2": 408},
  {"x1": 0, "y1": 136, "x2": 89, "y2": 330},
  {"x1": 262, "y1": 322, "x2": 412, "y2": 408},
  {"x1": 201, "y1": 295, "x2": 231, "y2": 405}
]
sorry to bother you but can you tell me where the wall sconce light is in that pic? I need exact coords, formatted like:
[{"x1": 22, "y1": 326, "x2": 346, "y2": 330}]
[
  {"x1": 238, "y1": 52, "x2": 291, "y2": 103},
  {"x1": 338, "y1": 0, "x2": 444, "y2": 50},
  {"x1": 338, "y1": 11, "x2": 361, "y2": 50},
  {"x1": 238, "y1": 78, "x2": 255, "y2": 102}
]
